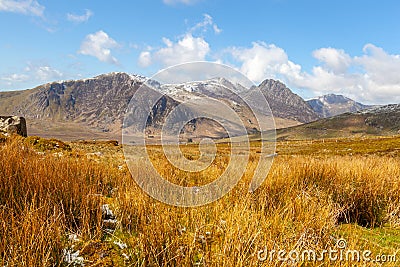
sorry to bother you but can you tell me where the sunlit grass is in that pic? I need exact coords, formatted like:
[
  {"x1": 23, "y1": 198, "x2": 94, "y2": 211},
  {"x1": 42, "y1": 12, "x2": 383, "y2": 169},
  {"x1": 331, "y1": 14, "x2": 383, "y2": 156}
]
[{"x1": 0, "y1": 134, "x2": 399, "y2": 266}]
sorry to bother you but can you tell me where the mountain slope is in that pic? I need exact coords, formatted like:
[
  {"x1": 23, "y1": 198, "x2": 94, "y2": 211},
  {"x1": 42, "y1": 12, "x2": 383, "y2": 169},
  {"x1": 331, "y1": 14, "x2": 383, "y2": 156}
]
[
  {"x1": 307, "y1": 94, "x2": 374, "y2": 118},
  {"x1": 256, "y1": 79, "x2": 320, "y2": 123},
  {"x1": 160, "y1": 78, "x2": 302, "y2": 129},
  {"x1": 0, "y1": 73, "x2": 158, "y2": 140},
  {"x1": 275, "y1": 104, "x2": 400, "y2": 140},
  {"x1": 0, "y1": 73, "x2": 323, "y2": 141}
]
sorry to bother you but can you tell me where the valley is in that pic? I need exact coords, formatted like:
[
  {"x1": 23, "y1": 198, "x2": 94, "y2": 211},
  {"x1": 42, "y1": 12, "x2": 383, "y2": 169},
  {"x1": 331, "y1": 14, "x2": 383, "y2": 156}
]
[
  {"x1": 0, "y1": 72, "x2": 377, "y2": 142},
  {"x1": 0, "y1": 72, "x2": 399, "y2": 266}
]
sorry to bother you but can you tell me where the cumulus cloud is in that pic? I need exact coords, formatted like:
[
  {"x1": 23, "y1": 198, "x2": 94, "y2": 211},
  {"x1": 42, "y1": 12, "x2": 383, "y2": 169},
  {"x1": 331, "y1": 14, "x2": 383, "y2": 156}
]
[
  {"x1": 294, "y1": 44, "x2": 400, "y2": 103},
  {"x1": 25, "y1": 64, "x2": 64, "y2": 81},
  {"x1": 227, "y1": 42, "x2": 400, "y2": 104},
  {"x1": 67, "y1": 9, "x2": 93, "y2": 23},
  {"x1": 138, "y1": 14, "x2": 220, "y2": 68},
  {"x1": 312, "y1": 47, "x2": 352, "y2": 74},
  {"x1": 139, "y1": 34, "x2": 210, "y2": 67},
  {"x1": 78, "y1": 31, "x2": 120, "y2": 64},
  {"x1": 356, "y1": 44, "x2": 400, "y2": 85},
  {"x1": 228, "y1": 42, "x2": 302, "y2": 83},
  {"x1": 0, "y1": 0, "x2": 45, "y2": 17},
  {"x1": 1, "y1": 63, "x2": 63, "y2": 89},
  {"x1": 163, "y1": 0, "x2": 200, "y2": 5}
]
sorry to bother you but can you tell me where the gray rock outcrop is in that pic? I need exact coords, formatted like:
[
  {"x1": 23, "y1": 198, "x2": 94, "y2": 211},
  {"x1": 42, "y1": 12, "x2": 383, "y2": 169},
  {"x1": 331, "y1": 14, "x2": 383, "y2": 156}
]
[{"x1": 0, "y1": 116, "x2": 27, "y2": 137}]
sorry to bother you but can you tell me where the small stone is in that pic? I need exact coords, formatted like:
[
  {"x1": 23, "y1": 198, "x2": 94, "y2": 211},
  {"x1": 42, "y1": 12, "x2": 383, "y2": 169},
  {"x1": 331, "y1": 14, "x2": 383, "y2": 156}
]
[
  {"x1": 113, "y1": 240, "x2": 127, "y2": 249},
  {"x1": 101, "y1": 204, "x2": 116, "y2": 220}
]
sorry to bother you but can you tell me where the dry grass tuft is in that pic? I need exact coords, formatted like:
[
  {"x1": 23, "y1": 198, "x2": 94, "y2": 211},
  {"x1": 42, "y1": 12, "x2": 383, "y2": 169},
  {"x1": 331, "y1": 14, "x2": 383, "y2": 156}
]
[{"x1": 0, "y1": 137, "x2": 120, "y2": 266}]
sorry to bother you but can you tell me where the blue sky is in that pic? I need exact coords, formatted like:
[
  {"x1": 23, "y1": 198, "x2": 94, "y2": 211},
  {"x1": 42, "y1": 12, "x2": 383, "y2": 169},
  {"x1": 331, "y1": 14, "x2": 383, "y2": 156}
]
[{"x1": 1, "y1": 0, "x2": 400, "y2": 104}]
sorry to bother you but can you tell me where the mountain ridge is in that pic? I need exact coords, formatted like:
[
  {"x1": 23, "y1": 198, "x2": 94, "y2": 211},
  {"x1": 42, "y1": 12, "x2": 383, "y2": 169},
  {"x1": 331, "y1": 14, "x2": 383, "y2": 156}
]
[
  {"x1": 307, "y1": 93, "x2": 374, "y2": 118},
  {"x1": 0, "y1": 72, "x2": 388, "y2": 141},
  {"x1": 274, "y1": 104, "x2": 400, "y2": 140}
]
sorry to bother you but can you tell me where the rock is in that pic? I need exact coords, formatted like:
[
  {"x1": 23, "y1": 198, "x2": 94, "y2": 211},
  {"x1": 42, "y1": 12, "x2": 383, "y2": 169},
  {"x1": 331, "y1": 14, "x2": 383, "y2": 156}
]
[
  {"x1": 101, "y1": 204, "x2": 117, "y2": 232},
  {"x1": 0, "y1": 116, "x2": 27, "y2": 137},
  {"x1": 62, "y1": 249, "x2": 84, "y2": 266}
]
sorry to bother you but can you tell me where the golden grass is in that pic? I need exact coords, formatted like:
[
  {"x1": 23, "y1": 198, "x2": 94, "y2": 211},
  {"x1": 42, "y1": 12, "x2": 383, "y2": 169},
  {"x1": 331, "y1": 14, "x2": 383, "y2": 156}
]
[
  {"x1": 0, "y1": 135, "x2": 399, "y2": 266},
  {"x1": 0, "y1": 136, "x2": 119, "y2": 266},
  {"x1": 115, "y1": 153, "x2": 400, "y2": 266}
]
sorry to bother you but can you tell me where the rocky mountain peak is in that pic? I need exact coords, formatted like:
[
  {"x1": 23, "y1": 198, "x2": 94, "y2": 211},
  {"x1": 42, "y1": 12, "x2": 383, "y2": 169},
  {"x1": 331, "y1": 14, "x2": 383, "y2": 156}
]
[
  {"x1": 93, "y1": 72, "x2": 147, "y2": 83},
  {"x1": 307, "y1": 94, "x2": 374, "y2": 118},
  {"x1": 256, "y1": 79, "x2": 320, "y2": 123},
  {"x1": 320, "y1": 94, "x2": 350, "y2": 103},
  {"x1": 259, "y1": 78, "x2": 285, "y2": 88}
]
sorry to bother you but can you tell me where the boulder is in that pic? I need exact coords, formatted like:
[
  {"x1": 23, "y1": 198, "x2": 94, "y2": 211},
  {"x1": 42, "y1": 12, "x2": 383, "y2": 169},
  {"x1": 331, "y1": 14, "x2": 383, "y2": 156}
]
[{"x1": 0, "y1": 116, "x2": 27, "y2": 137}]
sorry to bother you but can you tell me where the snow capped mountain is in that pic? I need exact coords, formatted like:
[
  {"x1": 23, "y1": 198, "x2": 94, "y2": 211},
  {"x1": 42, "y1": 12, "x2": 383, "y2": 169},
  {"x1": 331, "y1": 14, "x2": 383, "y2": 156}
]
[
  {"x1": 307, "y1": 94, "x2": 374, "y2": 118},
  {"x1": 158, "y1": 77, "x2": 248, "y2": 102},
  {"x1": 1, "y1": 72, "x2": 389, "y2": 141}
]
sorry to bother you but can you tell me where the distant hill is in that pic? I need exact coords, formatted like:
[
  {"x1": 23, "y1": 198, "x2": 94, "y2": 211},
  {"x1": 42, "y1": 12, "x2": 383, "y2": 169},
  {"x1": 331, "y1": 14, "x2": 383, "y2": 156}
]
[
  {"x1": 275, "y1": 104, "x2": 400, "y2": 140},
  {"x1": 307, "y1": 94, "x2": 374, "y2": 118}
]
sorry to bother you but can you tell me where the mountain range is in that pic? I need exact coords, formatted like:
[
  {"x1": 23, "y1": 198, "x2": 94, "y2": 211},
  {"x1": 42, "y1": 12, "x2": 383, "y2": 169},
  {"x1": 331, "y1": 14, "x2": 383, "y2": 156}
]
[{"x1": 0, "y1": 72, "x2": 393, "y2": 141}]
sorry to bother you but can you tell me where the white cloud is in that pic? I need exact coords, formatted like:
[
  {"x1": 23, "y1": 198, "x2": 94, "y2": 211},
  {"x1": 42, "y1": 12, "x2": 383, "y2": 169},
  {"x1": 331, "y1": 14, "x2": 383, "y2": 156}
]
[
  {"x1": 213, "y1": 24, "x2": 222, "y2": 35},
  {"x1": 67, "y1": 9, "x2": 93, "y2": 23},
  {"x1": 139, "y1": 34, "x2": 210, "y2": 67},
  {"x1": 1, "y1": 63, "x2": 64, "y2": 88},
  {"x1": 0, "y1": 0, "x2": 44, "y2": 17},
  {"x1": 294, "y1": 45, "x2": 400, "y2": 103},
  {"x1": 227, "y1": 42, "x2": 400, "y2": 104},
  {"x1": 163, "y1": 0, "x2": 200, "y2": 5},
  {"x1": 356, "y1": 44, "x2": 400, "y2": 85},
  {"x1": 138, "y1": 15, "x2": 220, "y2": 68},
  {"x1": 312, "y1": 47, "x2": 352, "y2": 74},
  {"x1": 78, "y1": 31, "x2": 120, "y2": 64},
  {"x1": 23, "y1": 63, "x2": 63, "y2": 83},
  {"x1": 228, "y1": 42, "x2": 301, "y2": 83},
  {"x1": 138, "y1": 51, "x2": 152, "y2": 67},
  {"x1": 28, "y1": 65, "x2": 63, "y2": 81},
  {"x1": 1, "y1": 73, "x2": 29, "y2": 85},
  {"x1": 352, "y1": 44, "x2": 400, "y2": 103},
  {"x1": 189, "y1": 14, "x2": 222, "y2": 35}
]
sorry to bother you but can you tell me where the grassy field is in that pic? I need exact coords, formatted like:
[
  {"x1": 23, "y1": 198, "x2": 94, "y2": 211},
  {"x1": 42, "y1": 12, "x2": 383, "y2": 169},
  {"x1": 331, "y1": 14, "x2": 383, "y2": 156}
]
[{"x1": 0, "y1": 135, "x2": 399, "y2": 266}]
